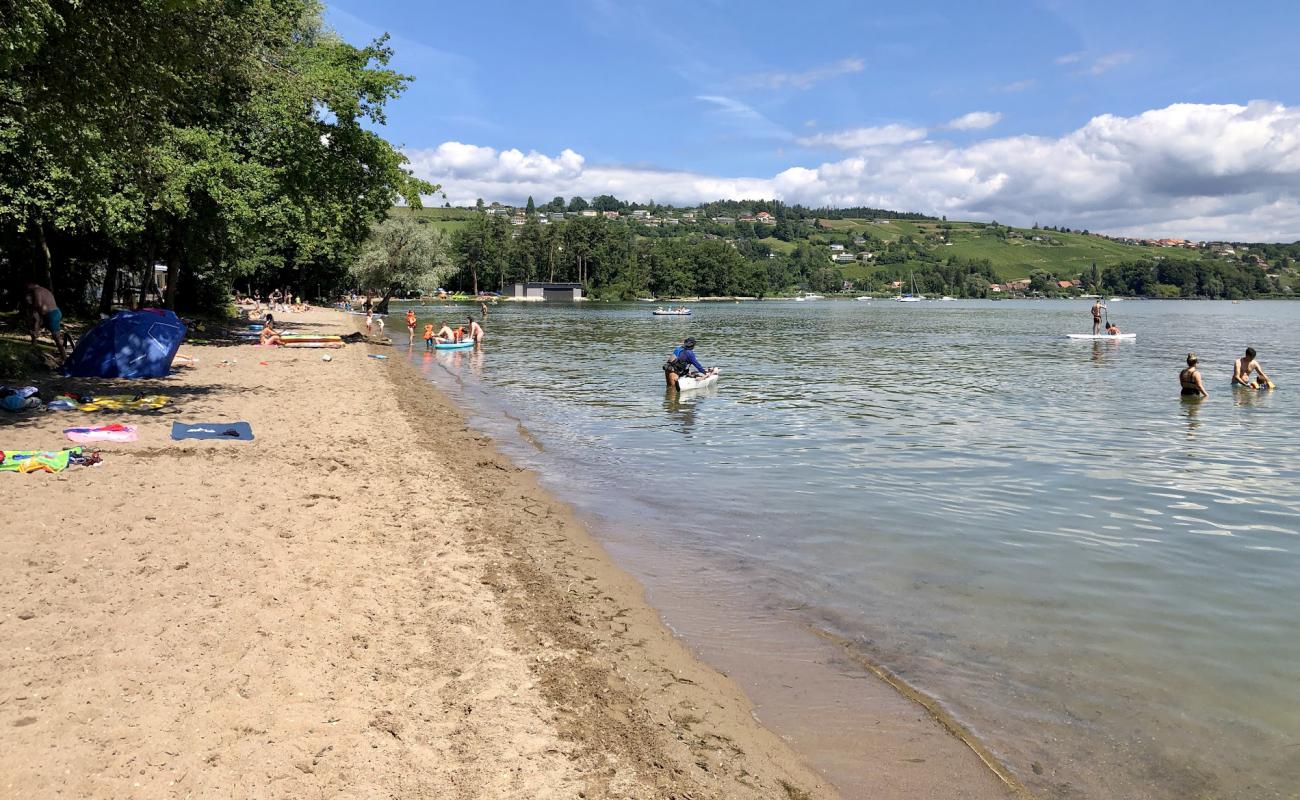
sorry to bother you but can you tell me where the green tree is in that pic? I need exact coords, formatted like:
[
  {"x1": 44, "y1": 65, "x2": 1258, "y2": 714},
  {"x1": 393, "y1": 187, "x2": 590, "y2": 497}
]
[
  {"x1": 567, "y1": 196, "x2": 589, "y2": 212},
  {"x1": 351, "y1": 217, "x2": 448, "y2": 311},
  {"x1": 525, "y1": 196, "x2": 535, "y2": 215}
]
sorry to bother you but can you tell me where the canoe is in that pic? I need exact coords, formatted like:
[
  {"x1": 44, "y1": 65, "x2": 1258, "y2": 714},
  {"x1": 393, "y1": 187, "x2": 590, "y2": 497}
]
[
  {"x1": 434, "y1": 340, "x2": 476, "y2": 350},
  {"x1": 678, "y1": 369, "x2": 720, "y2": 391},
  {"x1": 1067, "y1": 333, "x2": 1136, "y2": 340}
]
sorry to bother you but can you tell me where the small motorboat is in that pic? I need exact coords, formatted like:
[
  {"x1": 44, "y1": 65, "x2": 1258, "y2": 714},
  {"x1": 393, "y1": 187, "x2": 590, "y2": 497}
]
[{"x1": 652, "y1": 307, "x2": 692, "y2": 316}]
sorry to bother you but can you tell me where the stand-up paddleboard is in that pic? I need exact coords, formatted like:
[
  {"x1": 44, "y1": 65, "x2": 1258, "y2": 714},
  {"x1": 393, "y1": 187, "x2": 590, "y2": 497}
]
[
  {"x1": 678, "y1": 369, "x2": 720, "y2": 391},
  {"x1": 1067, "y1": 333, "x2": 1136, "y2": 340},
  {"x1": 434, "y1": 340, "x2": 476, "y2": 350},
  {"x1": 652, "y1": 309, "x2": 692, "y2": 316}
]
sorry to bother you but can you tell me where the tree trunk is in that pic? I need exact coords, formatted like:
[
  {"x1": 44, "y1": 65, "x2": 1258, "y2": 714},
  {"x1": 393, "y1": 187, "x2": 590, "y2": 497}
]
[
  {"x1": 35, "y1": 221, "x2": 54, "y2": 289},
  {"x1": 100, "y1": 254, "x2": 119, "y2": 316},
  {"x1": 164, "y1": 243, "x2": 181, "y2": 309},
  {"x1": 471, "y1": 266, "x2": 478, "y2": 296}
]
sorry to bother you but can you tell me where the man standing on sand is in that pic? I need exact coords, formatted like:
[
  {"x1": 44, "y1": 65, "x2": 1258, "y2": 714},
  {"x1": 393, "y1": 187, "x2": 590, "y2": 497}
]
[
  {"x1": 24, "y1": 281, "x2": 66, "y2": 360},
  {"x1": 1232, "y1": 346, "x2": 1275, "y2": 389},
  {"x1": 1091, "y1": 298, "x2": 1106, "y2": 335}
]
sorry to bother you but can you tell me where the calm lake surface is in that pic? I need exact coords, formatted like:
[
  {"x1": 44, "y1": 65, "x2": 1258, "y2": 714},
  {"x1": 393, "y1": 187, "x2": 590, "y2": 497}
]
[{"x1": 398, "y1": 298, "x2": 1299, "y2": 799}]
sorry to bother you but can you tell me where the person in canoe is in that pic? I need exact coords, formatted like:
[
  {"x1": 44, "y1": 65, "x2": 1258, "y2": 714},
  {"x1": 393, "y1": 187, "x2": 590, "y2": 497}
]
[
  {"x1": 1180, "y1": 353, "x2": 1208, "y2": 398},
  {"x1": 663, "y1": 337, "x2": 713, "y2": 389},
  {"x1": 1232, "y1": 346, "x2": 1275, "y2": 389},
  {"x1": 466, "y1": 314, "x2": 484, "y2": 342},
  {"x1": 1091, "y1": 298, "x2": 1107, "y2": 335}
]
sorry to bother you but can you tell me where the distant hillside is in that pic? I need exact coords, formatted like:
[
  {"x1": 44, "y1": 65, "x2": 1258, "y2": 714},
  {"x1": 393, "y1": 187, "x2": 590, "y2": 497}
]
[
  {"x1": 806, "y1": 218, "x2": 1212, "y2": 282},
  {"x1": 393, "y1": 203, "x2": 1293, "y2": 299}
]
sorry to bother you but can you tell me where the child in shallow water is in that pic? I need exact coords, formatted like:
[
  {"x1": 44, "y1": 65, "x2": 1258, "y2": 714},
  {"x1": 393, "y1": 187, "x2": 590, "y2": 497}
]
[{"x1": 423, "y1": 323, "x2": 435, "y2": 350}]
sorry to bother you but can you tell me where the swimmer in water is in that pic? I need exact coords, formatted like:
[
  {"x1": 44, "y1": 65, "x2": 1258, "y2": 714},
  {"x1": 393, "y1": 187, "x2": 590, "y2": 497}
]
[{"x1": 1179, "y1": 353, "x2": 1208, "y2": 398}]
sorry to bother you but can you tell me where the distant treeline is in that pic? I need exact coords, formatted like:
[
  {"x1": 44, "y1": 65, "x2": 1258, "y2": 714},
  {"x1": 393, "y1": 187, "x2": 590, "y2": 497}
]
[
  {"x1": 446, "y1": 215, "x2": 850, "y2": 298},
  {"x1": 440, "y1": 210, "x2": 1278, "y2": 299},
  {"x1": 1, "y1": 1, "x2": 426, "y2": 315}
]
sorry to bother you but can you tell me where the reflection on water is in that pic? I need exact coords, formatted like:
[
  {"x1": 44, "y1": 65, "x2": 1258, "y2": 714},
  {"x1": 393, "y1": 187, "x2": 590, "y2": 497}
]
[{"x1": 402, "y1": 299, "x2": 1300, "y2": 800}]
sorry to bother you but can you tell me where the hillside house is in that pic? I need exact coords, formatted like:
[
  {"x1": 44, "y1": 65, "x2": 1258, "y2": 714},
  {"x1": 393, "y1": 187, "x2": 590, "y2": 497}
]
[
  {"x1": 713, "y1": 216, "x2": 735, "y2": 225},
  {"x1": 828, "y1": 243, "x2": 845, "y2": 251},
  {"x1": 631, "y1": 209, "x2": 650, "y2": 219},
  {"x1": 832, "y1": 253, "x2": 856, "y2": 264},
  {"x1": 602, "y1": 211, "x2": 620, "y2": 219},
  {"x1": 755, "y1": 211, "x2": 776, "y2": 224}
]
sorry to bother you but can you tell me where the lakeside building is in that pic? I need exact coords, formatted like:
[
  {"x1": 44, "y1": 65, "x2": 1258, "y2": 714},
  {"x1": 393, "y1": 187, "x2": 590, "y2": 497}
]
[
  {"x1": 756, "y1": 211, "x2": 776, "y2": 224},
  {"x1": 510, "y1": 282, "x2": 585, "y2": 301}
]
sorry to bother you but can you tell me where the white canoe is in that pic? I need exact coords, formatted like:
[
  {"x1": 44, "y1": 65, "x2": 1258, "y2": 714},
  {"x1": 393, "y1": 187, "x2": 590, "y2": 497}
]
[
  {"x1": 1068, "y1": 333, "x2": 1136, "y2": 340},
  {"x1": 678, "y1": 369, "x2": 720, "y2": 391}
]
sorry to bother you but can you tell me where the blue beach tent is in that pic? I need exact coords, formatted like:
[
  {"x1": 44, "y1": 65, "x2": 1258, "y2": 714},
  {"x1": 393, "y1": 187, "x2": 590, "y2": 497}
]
[{"x1": 63, "y1": 309, "x2": 187, "y2": 379}]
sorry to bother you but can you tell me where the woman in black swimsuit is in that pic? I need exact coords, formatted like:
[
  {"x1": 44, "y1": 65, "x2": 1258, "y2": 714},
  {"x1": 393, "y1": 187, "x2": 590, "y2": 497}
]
[{"x1": 1180, "y1": 353, "x2": 1208, "y2": 398}]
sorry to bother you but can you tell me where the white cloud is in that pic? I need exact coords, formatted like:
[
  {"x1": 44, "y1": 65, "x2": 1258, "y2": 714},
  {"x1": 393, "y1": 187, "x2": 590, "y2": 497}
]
[
  {"x1": 696, "y1": 95, "x2": 791, "y2": 140},
  {"x1": 996, "y1": 79, "x2": 1036, "y2": 93},
  {"x1": 796, "y1": 123, "x2": 928, "y2": 149},
  {"x1": 1085, "y1": 50, "x2": 1134, "y2": 75},
  {"x1": 944, "y1": 111, "x2": 1003, "y2": 131},
  {"x1": 1055, "y1": 52, "x2": 1084, "y2": 65},
  {"x1": 743, "y1": 57, "x2": 865, "y2": 90},
  {"x1": 410, "y1": 102, "x2": 1300, "y2": 241}
]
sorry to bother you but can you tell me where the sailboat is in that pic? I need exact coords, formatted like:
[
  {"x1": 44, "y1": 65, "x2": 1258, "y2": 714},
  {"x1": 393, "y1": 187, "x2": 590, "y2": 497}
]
[{"x1": 895, "y1": 272, "x2": 924, "y2": 302}]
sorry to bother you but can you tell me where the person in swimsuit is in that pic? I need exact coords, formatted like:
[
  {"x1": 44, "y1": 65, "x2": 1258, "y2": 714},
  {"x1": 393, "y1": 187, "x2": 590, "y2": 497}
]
[
  {"x1": 406, "y1": 309, "x2": 418, "y2": 343},
  {"x1": 1091, "y1": 299, "x2": 1106, "y2": 335},
  {"x1": 466, "y1": 315, "x2": 484, "y2": 343},
  {"x1": 1106, "y1": 322, "x2": 1120, "y2": 335},
  {"x1": 1232, "y1": 346, "x2": 1274, "y2": 389},
  {"x1": 423, "y1": 323, "x2": 435, "y2": 350},
  {"x1": 435, "y1": 322, "x2": 454, "y2": 343},
  {"x1": 479, "y1": 301, "x2": 489, "y2": 319},
  {"x1": 259, "y1": 321, "x2": 284, "y2": 346},
  {"x1": 23, "y1": 281, "x2": 66, "y2": 359},
  {"x1": 1180, "y1": 353, "x2": 1207, "y2": 398}
]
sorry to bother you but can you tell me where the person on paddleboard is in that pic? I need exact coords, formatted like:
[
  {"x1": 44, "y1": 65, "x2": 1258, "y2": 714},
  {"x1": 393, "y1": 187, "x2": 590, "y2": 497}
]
[
  {"x1": 1091, "y1": 299, "x2": 1107, "y2": 335},
  {"x1": 1105, "y1": 321, "x2": 1121, "y2": 335},
  {"x1": 1180, "y1": 353, "x2": 1208, "y2": 398},
  {"x1": 663, "y1": 337, "x2": 713, "y2": 389},
  {"x1": 434, "y1": 321, "x2": 454, "y2": 344},
  {"x1": 1232, "y1": 346, "x2": 1275, "y2": 390}
]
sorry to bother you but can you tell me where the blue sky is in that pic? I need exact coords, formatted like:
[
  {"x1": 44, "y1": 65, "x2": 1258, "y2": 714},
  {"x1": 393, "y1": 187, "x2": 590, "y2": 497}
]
[{"x1": 326, "y1": 0, "x2": 1300, "y2": 240}]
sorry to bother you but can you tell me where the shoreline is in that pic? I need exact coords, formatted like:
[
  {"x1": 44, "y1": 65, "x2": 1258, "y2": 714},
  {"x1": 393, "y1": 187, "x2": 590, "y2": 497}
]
[
  {"x1": 0, "y1": 307, "x2": 835, "y2": 798},
  {"x1": 1, "y1": 305, "x2": 1021, "y2": 798},
  {"x1": 380, "y1": 312, "x2": 1022, "y2": 800}
]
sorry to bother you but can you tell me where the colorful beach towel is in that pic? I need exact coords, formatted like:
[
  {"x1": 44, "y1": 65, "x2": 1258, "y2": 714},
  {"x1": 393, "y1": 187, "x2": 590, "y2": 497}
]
[
  {"x1": 170, "y1": 421, "x2": 254, "y2": 441},
  {"x1": 1, "y1": 446, "x2": 83, "y2": 473},
  {"x1": 64, "y1": 424, "x2": 139, "y2": 443},
  {"x1": 77, "y1": 395, "x2": 170, "y2": 412}
]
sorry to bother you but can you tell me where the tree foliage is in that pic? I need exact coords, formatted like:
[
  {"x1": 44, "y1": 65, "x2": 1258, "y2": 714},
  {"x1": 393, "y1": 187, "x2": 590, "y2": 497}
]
[{"x1": 0, "y1": 0, "x2": 430, "y2": 314}]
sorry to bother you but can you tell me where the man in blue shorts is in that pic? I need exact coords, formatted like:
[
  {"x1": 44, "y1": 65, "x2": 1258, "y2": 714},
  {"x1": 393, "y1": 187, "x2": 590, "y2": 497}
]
[{"x1": 24, "y1": 281, "x2": 66, "y2": 360}]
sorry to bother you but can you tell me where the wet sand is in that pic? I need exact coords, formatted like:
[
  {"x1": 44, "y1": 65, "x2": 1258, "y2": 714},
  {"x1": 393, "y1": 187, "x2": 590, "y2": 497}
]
[{"x1": 0, "y1": 306, "x2": 1015, "y2": 798}]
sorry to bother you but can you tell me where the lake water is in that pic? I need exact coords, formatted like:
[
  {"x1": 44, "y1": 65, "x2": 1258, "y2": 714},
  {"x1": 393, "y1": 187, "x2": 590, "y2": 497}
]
[{"x1": 397, "y1": 299, "x2": 1300, "y2": 799}]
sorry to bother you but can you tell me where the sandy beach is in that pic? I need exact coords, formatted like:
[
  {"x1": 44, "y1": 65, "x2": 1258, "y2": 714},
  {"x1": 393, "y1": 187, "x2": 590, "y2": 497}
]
[{"x1": 1, "y1": 307, "x2": 1016, "y2": 799}]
